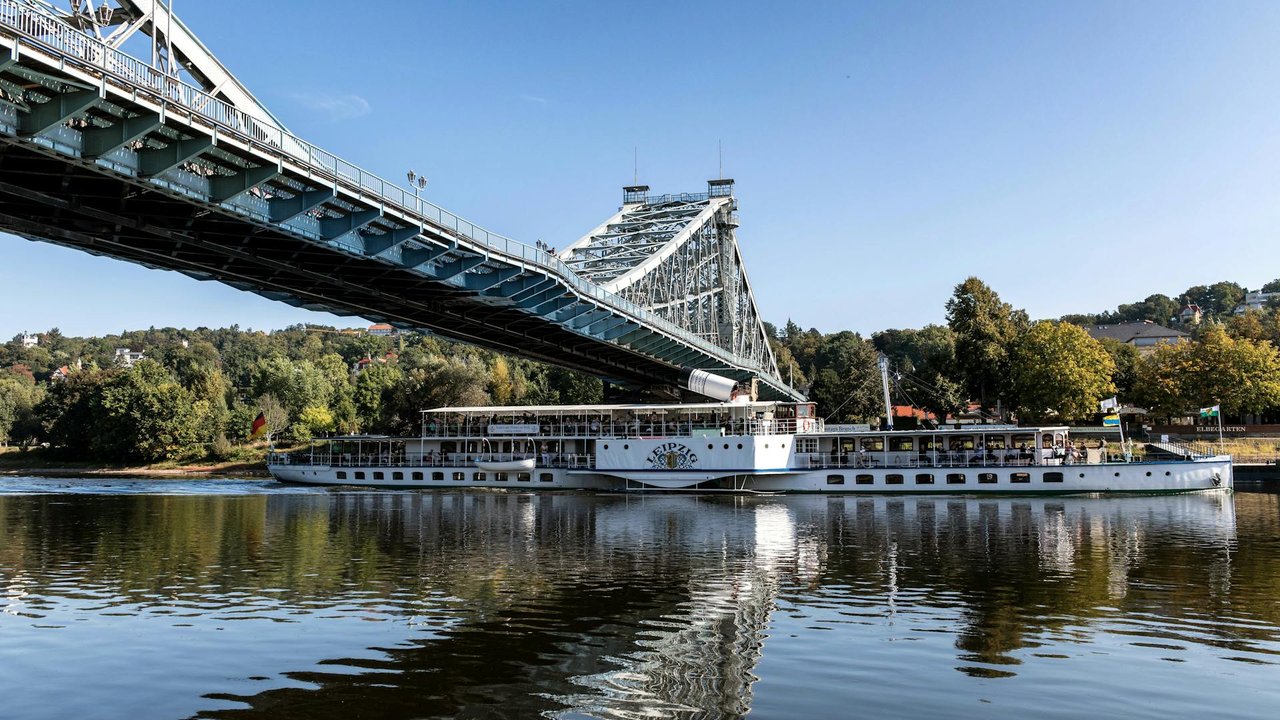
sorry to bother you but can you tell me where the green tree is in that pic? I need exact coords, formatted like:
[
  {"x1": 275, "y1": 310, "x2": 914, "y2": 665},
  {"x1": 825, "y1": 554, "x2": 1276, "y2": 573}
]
[
  {"x1": 1134, "y1": 326, "x2": 1280, "y2": 418},
  {"x1": 1262, "y1": 278, "x2": 1280, "y2": 293},
  {"x1": 93, "y1": 360, "x2": 202, "y2": 463},
  {"x1": 294, "y1": 405, "x2": 335, "y2": 439},
  {"x1": 353, "y1": 362, "x2": 401, "y2": 429},
  {"x1": 1099, "y1": 338, "x2": 1142, "y2": 400},
  {"x1": 945, "y1": 277, "x2": 1028, "y2": 412},
  {"x1": 1009, "y1": 322, "x2": 1116, "y2": 422},
  {"x1": 807, "y1": 332, "x2": 881, "y2": 423},
  {"x1": 255, "y1": 393, "x2": 290, "y2": 445},
  {"x1": 0, "y1": 372, "x2": 43, "y2": 446}
]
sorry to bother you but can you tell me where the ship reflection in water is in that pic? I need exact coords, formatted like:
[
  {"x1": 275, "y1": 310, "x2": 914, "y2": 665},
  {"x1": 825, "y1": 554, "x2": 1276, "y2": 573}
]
[{"x1": 0, "y1": 482, "x2": 1275, "y2": 720}]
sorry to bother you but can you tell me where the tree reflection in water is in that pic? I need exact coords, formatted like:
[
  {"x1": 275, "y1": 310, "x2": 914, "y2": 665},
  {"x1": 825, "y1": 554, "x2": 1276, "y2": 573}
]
[{"x1": 0, "y1": 486, "x2": 1276, "y2": 720}]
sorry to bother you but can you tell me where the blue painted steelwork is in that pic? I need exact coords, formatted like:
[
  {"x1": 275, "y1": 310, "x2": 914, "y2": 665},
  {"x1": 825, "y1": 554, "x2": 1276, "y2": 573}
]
[{"x1": 0, "y1": 0, "x2": 803, "y2": 400}]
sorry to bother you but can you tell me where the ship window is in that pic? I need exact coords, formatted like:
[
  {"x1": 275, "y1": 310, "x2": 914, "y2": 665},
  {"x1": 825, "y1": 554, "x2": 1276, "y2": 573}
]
[
  {"x1": 1145, "y1": 471, "x2": 1152, "y2": 477},
  {"x1": 947, "y1": 473, "x2": 966, "y2": 484},
  {"x1": 737, "y1": 443, "x2": 744, "y2": 449},
  {"x1": 827, "y1": 474, "x2": 845, "y2": 485},
  {"x1": 495, "y1": 472, "x2": 508, "y2": 482},
  {"x1": 412, "y1": 471, "x2": 423, "y2": 480},
  {"x1": 861, "y1": 438, "x2": 884, "y2": 452},
  {"x1": 623, "y1": 444, "x2": 629, "y2": 450},
  {"x1": 1011, "y1": 472, "x2": 1031, "y2": 483},
  {"x1": 856, "y1": 474, "x2": 874, "y2": 485},
  {"x1": 890, "y1": 438, "x2": 914, "y2": 452},
  {"x1": 354, "y1": 471, "x2": 365, "y2": 480},
  {"x1": 540, "y1": 473, "x2": 553, "y2": 482},
  {"x1": 949, "y1": 436, "x2": 974, "y2": 451},
  {"x1": 373, "y1": 471, "x2": 384, "y2": 480},
  {"x1": 724, "y1": 443, "x2": 729, "y2": 449},
  {"x1": 978, "y1": 473, "x2": 997, "y2": 484},
  {"x1": 517, "y1": 472, "x2": 531, "y2": 482},
  {"x1": 392, "y1": 471, "x2": 403, "y2": 480},
  {"x1": 453, "y1": 472, "x2": 465, "y2": 481},
  {"x1": 708, "y1": 444, "x2": 714, "y2": 449},
  {"x1": 432, "y1": 471, "x2": 444, "y2": 481},
  {"x1": 336, "y1": 471, "x2": 347, "y2": 479},
  {"x1": 473, "y1": 472, "x2": 486, "y2": 481},
  {"x1": 885, "y1": 474, "x2": 904, "y2": 485},
  {"x1": 915, "y1": 473, "x2": 934, "y2": 485},
  {"x1": 1044, "y1": 472, "x2": 1064, "y2": 483}
]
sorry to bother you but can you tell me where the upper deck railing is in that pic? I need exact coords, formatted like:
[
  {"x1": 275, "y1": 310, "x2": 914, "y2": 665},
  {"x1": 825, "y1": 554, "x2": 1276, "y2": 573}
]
[
  {"x1": 419, "y1": 417, "x2": 822, "y2": 439},
  {"x1": 0, "y1": 0, "x2": 800, "y2": 398}
]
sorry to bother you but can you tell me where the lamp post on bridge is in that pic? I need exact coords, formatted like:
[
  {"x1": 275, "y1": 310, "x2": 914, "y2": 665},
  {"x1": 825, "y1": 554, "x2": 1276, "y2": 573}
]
[{"x1": 406, "y1": 170, "x2": 427, "y2": 209}]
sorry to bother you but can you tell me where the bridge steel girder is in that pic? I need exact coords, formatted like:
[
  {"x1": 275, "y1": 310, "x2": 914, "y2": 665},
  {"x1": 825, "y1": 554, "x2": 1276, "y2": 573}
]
[
  {"x1": 464, "y1": 266, "x2": 522, "y2": 291},
  {"x1": 551, "y1": 303, "x2": 594, "y2": 323},
  {"x1": 489, "y1": 274, "x2": 547, "y2": 299},
  {"x1": 138, "y1": 136, "x2": 214, "y2": 178},
  {"x1": 267, "y1": 188, "x2": 334, "y2": 224},
  {"x1": 601, "y1": 322, "x2": 639, "y2": 342},
  {"x1": 568, "y1": 309, "x2": 612, "y2": 331},
  {"x1": 320, "y1": 209, "x2": 381, "y2": 240},
  {"x1": 528, "y1": 295, "x2": 577, "y2": 316},
  {"x1": 362, "y1": 226, "x2": 420, "y2": 257},
  {"x1": 422, "y1": 255, "x2": 485, "y2": 283},
  {"x1": 83, "y1": 112, "x2": 162, "y2": 158},
  {"x1": 506, "y1": 277, "x2": 559, "y2": 304},
  {"x1": 0, "y1": 46, "x2": 17, "y2": 73},
  {"x1": 209, "y1": 163, "x2": 281, "y2": 202},
  {"x1": 586, "y1": 315, "x2": 630, "y2": 338},
  {"x1": 400, "y1": 244, "x2": 452, "y2": 268},
  {"x1": 19, "y1": 89, "x2": 100, "y2": 137},
  {"x1": 516, "y1": 285, "x2": 566, "y2": 310}
]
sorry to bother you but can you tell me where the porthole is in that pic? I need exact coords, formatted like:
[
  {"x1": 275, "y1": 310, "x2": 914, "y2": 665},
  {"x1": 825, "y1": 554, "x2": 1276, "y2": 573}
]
[
  {"x1": 1114, "y1": 472, "x2": 1121, "y2": 477},
  {"x1": 708, "y1": 444, "x2": 714, "y2": 450},
  {"x1": 1079, "y1": 473, "x2": 1085, "y2": 478},
  {"x1": 623, "y1": 444, "x2": 629, "y2": 450},
  {"x1": 1165, "y1": 471, "x2": 1171, "y2": 476},
  {"x1": 603, "y1": 444, "x2": 609, "y2": 450},
  {"x1": 737, "y1": 443, "x2": 743, "y2": 449},
  {"x1": 724, "y1": 443, "x2": 729, "y2": 449},
  {"x1": 1145, "y1": 471, "x2": 1152, "y2": 477}
]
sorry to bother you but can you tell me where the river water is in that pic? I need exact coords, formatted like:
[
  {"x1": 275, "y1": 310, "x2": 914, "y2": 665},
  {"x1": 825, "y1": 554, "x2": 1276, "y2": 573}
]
[{"x1": 0, "y1": 478, "x2": 1277, "y2": 719}]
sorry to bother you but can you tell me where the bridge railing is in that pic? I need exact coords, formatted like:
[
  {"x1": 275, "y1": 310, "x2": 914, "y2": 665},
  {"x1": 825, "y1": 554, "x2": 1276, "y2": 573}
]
[{"x1": 0, "y1": 2, "x2": 799, "y2": 396}]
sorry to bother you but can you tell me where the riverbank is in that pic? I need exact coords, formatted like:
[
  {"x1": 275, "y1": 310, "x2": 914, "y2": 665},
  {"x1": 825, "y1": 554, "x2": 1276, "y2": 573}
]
[{"x1": 0, "y1": 447, "x2": 269, "y2": 478}]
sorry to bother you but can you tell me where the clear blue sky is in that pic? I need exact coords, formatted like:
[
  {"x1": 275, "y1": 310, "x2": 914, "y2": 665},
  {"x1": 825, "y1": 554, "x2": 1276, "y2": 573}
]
[{"x1": 4, "y1": 0, "x2": 1279, "y2": 340}]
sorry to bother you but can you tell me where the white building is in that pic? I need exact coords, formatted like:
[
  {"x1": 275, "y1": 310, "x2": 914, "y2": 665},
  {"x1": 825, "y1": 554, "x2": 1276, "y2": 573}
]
[
  {"x1": 1234, "y1": 291, "x2": 1278, "y2": 315},
  {"x1": 114, "y1": 347, "x2": 145, "y2": 368},
  {"x1": 19, "y1": 332, "x2": 38, "y2": 348}
]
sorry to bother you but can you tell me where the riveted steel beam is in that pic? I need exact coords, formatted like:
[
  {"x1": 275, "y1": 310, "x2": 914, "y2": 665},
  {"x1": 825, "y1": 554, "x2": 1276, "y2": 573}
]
[
  {"x1": 319, "y1": 209, "x2": 380, "y2": 240},
  {"x1": 463, "y1": 266, "x2": 522, "y2": 291},
  {"x1": 362, "y1": 226, "x2": 420, "y2": 257},
  {"x1": 19, "y1": 89, "x2": 100, "y2": 137},
  {"x1": 82, "y1": 112, "x2": 162, "y2": 158},
  {"x1": 422, "y1": 255, "x2": 484, "y2": 282},
  {"x1": 400, "y1": 244, "x2": 452, "y2": 268},
  {"x1": 209, "y1": 163, "x2": 281, "y2": 202},
  {"x1": 139, "y1": 136, "x2": 213, "y2": 178},
  {"x1": 267, "y1": 188, "x2": 334, "y2": 223}
]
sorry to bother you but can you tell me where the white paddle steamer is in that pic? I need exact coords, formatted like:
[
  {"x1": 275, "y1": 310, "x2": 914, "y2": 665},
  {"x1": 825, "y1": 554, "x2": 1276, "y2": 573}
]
[{"x1": 268, "y1": 399, "x2": 1231, "y2": 494}]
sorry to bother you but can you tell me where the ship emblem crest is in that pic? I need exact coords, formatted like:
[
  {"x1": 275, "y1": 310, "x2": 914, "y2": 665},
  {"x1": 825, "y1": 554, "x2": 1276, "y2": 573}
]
[{"x1": 648, "y1": 442, "x2": 698, "y2": 470}]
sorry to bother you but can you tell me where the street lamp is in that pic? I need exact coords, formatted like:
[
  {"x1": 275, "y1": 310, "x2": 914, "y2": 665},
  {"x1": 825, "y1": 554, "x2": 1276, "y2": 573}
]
[{"x1": 406, "y1": 169, "x2": 427, "y2": 194}]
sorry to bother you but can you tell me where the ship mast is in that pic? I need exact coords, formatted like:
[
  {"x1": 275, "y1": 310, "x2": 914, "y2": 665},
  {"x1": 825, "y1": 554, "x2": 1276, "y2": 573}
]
[{"x1": 878, "y1": 354, "x2": 894, "y2": 431}]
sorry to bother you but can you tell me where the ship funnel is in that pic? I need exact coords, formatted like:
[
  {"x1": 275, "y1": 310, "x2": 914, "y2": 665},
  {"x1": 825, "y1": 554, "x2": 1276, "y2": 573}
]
[{"x1": 682, "y1": 368, "x2": 737, "y2": 402}]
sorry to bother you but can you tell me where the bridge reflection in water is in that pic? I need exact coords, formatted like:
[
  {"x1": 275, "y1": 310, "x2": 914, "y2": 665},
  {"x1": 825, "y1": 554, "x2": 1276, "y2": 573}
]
[{"x1": 0, "y1": 487, "x2": 1273, "y2": 720}]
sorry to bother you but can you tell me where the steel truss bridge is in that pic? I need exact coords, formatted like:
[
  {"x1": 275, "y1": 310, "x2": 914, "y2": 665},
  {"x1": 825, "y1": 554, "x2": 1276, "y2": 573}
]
[{"x1": 0, "y1": 0, "x2": 801, "y2": 400}]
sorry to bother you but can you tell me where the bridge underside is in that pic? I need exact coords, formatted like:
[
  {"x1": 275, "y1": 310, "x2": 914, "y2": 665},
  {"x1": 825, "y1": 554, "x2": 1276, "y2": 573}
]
[
  {"x1": 0, "y1": 142, "x2": 702, "y2": 391},
  {"x1": 0, "y1": 3, "x2": 803, "y2": 401}
]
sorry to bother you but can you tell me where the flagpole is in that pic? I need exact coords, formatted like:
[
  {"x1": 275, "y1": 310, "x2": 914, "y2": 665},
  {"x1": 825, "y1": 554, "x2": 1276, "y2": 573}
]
[
  {"x1": 1218, "y1": 405, "x2": 1224, "y2": 454},
  {"x1": 1117, "y1": 409, "x2": 1128, "y2": 462}
]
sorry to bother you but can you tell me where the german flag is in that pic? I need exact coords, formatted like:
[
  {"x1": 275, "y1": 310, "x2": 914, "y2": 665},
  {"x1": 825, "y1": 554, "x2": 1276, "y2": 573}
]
[{"x1": 250, "y1": 412, "x2": 267, "y2": 439}]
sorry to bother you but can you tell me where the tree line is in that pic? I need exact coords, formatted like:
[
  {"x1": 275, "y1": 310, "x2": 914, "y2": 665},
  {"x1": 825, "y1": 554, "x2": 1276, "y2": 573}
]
[
  {"x1": 768, "y1": 277, "x2": 1280, "y2": 426},
  {"x1": 0, "y1": 326, "x2": 601, "y2": 463},
  {"x1": 4, "y1": 274, "x2": 1280, "y2": 463}
]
